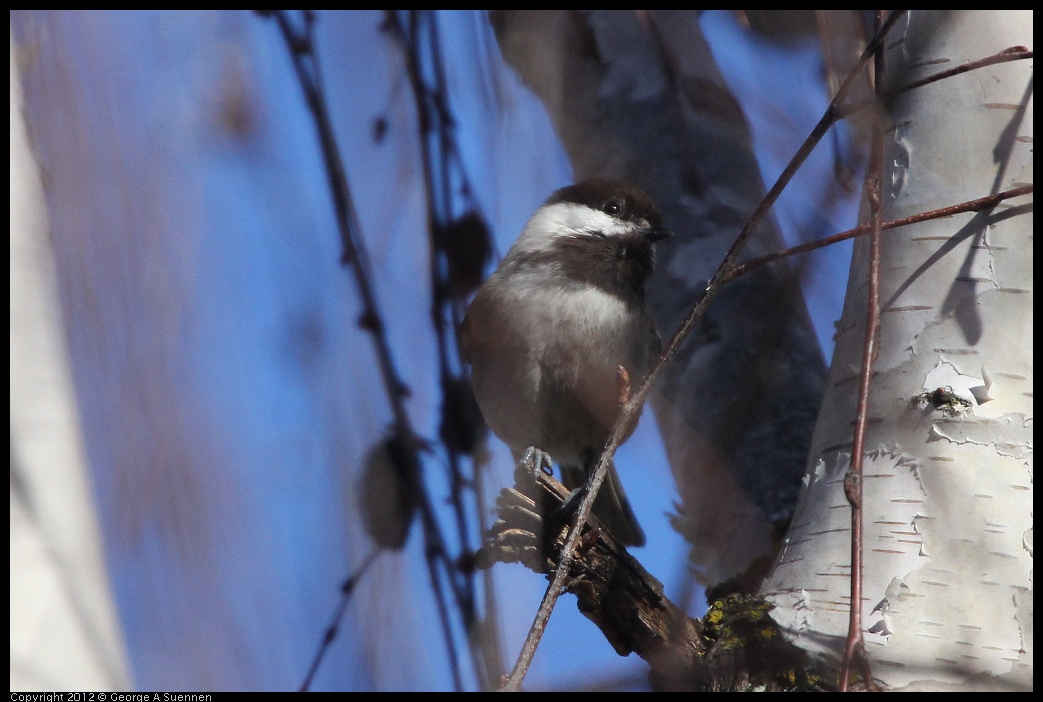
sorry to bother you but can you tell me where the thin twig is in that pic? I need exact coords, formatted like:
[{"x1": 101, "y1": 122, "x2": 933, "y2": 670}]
[
  {"x1": 383, "y1": 10, "x2": 505, "y2": 689},
  {"x1": 838, "y1": 11, "x2": 887, "y2": 691},
  {"x1": 840, "y1": 46, "x2": 1034, "y2": 118},
  {"x1": 389, "y1": 4, "x2": 476, "y2": 598},
  {"x1": 891, "y1": 45, "x2": 1032, "y2": 98},
  {"x1": 724, "y1": 185, "x2": 1033, "y2": 284},
  {"x1": 500, "y1": 9, "x2": 909, "y2": 692},
  {"x1": 270, "y1": 12, "x2": 405, "y2": 408},
  {"x1": 265, "y1": 11, "x2": 466, "y2": 691},
  {"x1": 300, "y1": 550, "x2": 379, "y2": 692}
]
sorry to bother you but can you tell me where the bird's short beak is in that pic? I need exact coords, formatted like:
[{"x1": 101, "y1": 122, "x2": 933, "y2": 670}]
[{"x1": 642, "y1": 227, "x2": 673, "y2": 243}]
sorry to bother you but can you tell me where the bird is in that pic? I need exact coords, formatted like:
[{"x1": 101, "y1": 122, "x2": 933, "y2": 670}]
[{"x1": 460, "y1": 178, "x2": 670, "y2": 546}]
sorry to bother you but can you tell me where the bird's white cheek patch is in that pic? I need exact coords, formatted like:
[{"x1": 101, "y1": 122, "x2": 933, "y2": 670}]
[
  {"x1": 516, "y1": 202, "x2": 629, "y2": 251},
  {"x1": 554, "y1": 203, "x2": 620, "y2": 236}
]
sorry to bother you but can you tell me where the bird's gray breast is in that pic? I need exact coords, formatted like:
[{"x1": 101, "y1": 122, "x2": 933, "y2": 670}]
[{"x1": 470, "y1": 275, "x2": 648, "y2": 465}]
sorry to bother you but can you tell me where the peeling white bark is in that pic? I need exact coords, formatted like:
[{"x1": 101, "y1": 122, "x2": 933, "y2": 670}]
[{"x1": 763, "y1": 10, "x2": 1033, "y2": 690}]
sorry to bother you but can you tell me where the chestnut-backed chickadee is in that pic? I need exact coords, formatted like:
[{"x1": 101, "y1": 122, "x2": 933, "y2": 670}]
[{"x1": 461, "y1": 179, "x2": 670, "y2": 546}]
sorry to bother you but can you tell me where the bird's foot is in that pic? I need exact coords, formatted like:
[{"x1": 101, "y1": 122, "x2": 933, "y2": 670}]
[
  {"x1": 519, "y1": 446, "x2": 554, "y2": 485},
  {"x1": 557, "y1": 485, "x2": 587, "y2": 521}
]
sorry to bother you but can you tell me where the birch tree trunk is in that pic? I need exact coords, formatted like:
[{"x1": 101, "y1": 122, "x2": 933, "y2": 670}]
[{"x1": 762, "y1": 11, "x2": 1033, "y2": 690}]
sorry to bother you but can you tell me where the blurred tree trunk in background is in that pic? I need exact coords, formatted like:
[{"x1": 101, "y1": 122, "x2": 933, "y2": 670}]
[{"x1": 11, "y1": 30, "x2": 133, "y2": 691}]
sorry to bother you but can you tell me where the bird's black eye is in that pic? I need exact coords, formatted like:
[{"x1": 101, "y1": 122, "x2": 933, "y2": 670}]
[{"x1": 602, "y1": 199, "x2": 624, "y2": 217}]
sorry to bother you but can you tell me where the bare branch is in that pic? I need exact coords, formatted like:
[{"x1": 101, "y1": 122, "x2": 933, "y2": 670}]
[
  {"x1": 838, "y1": 11, "x2": 887, "y2": 691},
  {"x1": 264, "y1": 11, "x2": 471, "y2": 690},
  {"x1": 725, "y1": 185, "x2": 1034, "y2": 282},
  {"x1": 839, "y1": 45, "x2": 1035, "y2": 118}
]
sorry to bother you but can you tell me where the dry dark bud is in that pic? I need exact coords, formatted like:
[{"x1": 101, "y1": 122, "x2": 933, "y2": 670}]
[
  {"x1": 439, "y1": 376, "x2": 487, "y2": 455},
  {"x1": 359, "y1": 432, "x2": 418, "y2": 551},
  {"x1": 372, "y1": 116, "x2": 389, "y2": 143},
  {"x1": 616, "y1": 365, "x2": 631, "y2": 405},
  {"x1": 843, "y1": 471, "x2": 862, "y2": 507},
  {"x1": 358, "y1": 310, "x2": 382, "y2": 332},
  {"x1": 578, "y1": 526, "x2": 602, "y2": 555},
  {"x1": 440, "y1": 210, "x2": 492, "y2": 297},
  {"x1": 456, "y1": 550, "x2": 477, "y2": 575}
]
